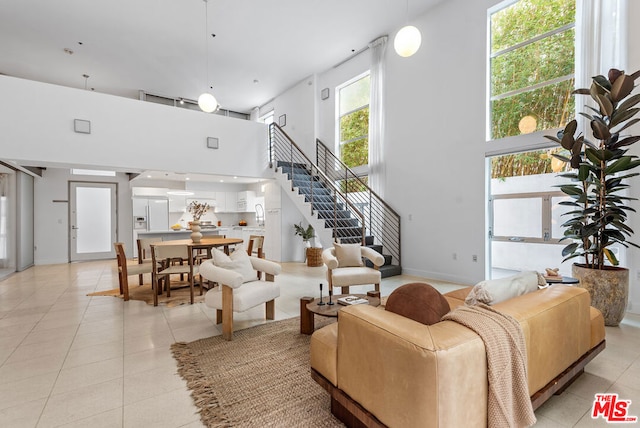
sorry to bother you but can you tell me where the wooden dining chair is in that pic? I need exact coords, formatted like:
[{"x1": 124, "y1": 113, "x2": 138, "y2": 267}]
[
  {"x1": 136, "y1": 237, "x2": 162, "y2": 284},
  {"x1": 114, "y1": 242, "x2": 154, "y2": 301},
  {"x1": 246, "y1": 235, "x2": 265, "y2": 259},
  {"x1": 151, "y1": 244, "x2": 202, "y2": 306}
]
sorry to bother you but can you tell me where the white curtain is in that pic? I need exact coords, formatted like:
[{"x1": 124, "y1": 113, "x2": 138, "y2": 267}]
[
  {"x1": 575, "y1": 0, "x2": 627, "y2": 131},
  {"x1": 368, "y1": 36, "x2": 387, "y2": 197}
]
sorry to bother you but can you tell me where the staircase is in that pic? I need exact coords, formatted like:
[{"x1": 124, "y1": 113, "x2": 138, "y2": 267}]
[{"x1": 269, "y1": 123, "x2": 401, "y2": 278}]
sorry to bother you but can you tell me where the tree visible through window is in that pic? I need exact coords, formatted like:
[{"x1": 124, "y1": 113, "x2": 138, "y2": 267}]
[
  {"x1": 490, "y1": 0, "x2": 575, "y2": 140},
  {"x1": 338, "y1": 74, "x2": 370, "y2": 191}
]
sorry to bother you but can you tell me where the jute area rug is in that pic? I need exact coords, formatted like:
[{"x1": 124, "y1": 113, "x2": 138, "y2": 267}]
[
  {"x1": 171, "y1": 317, "x2": 344, "y2": 428},
  {"x1": 87, "y1": 283, "x2": 205, "y2": 307}
]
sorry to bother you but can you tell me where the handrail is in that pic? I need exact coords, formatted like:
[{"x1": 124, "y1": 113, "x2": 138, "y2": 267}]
[
  {"x1": 268, "y1": 123, "x2": 366, "y2": 245},
  {"x1": 315, "y1": 139, "x2": 401, "y2": 267},
  {"x1": 268, "y1": 122, "x2": 401, "y2": 268},
  {"x1": 315, "y1": 139, "x2": 401, "y2": 220}
]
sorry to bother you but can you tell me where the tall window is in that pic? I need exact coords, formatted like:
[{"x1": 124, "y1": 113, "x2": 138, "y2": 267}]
[
  {"x1": 489, "y1": 0, "x2": 575, "y2": 140},
  {"x1": 338, "y1": 73, "x2": 370, "y2": 185}
]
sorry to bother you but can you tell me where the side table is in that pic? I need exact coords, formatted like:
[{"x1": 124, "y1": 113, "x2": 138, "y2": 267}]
[{"x1": 300, "y1": 291, "x2": 380, "y2": 335}]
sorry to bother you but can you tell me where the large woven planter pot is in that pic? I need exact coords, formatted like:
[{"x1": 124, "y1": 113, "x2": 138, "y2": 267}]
[{"x1": 572, "y1": 263, "x2": 628, "y2": 326}]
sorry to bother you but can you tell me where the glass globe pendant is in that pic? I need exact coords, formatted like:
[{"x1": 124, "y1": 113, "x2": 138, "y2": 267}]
[{"x1": 394, "y1": 25, "x2": 421, "y2": 57}]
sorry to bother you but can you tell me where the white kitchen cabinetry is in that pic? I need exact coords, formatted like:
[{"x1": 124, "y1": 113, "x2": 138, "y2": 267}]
[
  {"x1": 168, "y1": 195, "x2": 186, "y2": 213},
  {"x1": 264, "y1": 183, "x2": 281, "y2": 261},
  {"x1": 225, "y1": 192, "x2": 237, "y2": 213},
  {"x1": 214, "y1": 192, "x2": 227, "y2": 212},
  {"x1": 237, "y1": 191, "x2": 256, "y2": 212}
]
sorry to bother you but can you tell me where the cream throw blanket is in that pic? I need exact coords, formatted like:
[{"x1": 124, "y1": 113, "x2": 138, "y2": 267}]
[{"x1": 442, "y1": 304, "x2": 536, "y2": 428}]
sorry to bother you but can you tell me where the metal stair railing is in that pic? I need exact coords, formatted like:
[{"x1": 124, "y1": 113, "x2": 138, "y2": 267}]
[
  {"x1": 316, "y1": 139, "x2": 401, "y2": 267},
  {"x1": 269, "y1": 123, "x2": 366, "y2": 245}
]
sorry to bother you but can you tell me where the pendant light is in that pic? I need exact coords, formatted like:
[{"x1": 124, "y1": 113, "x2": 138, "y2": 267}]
[
  {"x1": 198, "y1": 0, "x2": 218, "y2": 113},
  {"x1": 394, "y1": 0, "x2": 422, "y2": 57}
]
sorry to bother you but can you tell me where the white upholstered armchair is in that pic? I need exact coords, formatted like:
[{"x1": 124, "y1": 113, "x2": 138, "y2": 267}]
[
  {"x1": 322, "y1": 243, "x2": 385, "y2": 295},
  {"x1": 199, "y1": 253, "x2": 281, "y2": 340}
]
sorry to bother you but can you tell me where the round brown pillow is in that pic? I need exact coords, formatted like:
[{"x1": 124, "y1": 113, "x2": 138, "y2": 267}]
[{"x1": 385, "y1": 282, "x2": 451, "y2": 325}]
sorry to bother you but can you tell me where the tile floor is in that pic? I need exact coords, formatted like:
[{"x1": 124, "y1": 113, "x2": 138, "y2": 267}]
[{"x1": 0, "y1": 260, "x2": 639, "y2": 427}]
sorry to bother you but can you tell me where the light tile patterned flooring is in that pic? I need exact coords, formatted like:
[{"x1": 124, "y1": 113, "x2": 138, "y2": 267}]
[{"x1": 0, "y1": 260, "x2": 639, "y2": 427}]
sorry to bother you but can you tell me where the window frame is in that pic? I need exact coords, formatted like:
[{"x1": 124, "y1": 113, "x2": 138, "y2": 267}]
[
  {"x1": 335, "y1": 71, "x2": 371, "y2": 176},
  {"x1": 486, "y1": 0, "x2": 576, "y2": 143}
]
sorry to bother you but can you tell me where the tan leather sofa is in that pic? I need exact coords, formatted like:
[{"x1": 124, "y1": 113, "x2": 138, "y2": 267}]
[{"x1": 310, "y1": 284, "x2": 606, "y2": 428}]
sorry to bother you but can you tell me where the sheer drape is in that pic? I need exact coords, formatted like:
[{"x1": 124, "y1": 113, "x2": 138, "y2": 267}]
[
  {"x1": 368, "y1": 36, "x2": 387, "y2": 197},
  {"x1": 575, "y1": 0, "x2": 627, "y2": 130}
]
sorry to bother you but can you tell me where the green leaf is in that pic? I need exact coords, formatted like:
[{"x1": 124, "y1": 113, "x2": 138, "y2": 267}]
[
  {"x1": 617, "y1": 93, "x2": 640, "y2": 112},
  {"x1": 613, "y1": 118, "x2": 640, "y2": 134},
  {"x1": 611, "y1": 74, "x2": 635, "y2": 102},
  {"x1": 593, "y1": 75, "x2": 612, "y2": 92},
  {"x1": 561, "y1": 242, "x2": 579, "y2": 257},
  {"x1": 591, "y1": 118, "x2": 611, "y2": 140},
  {"x1": 552, "y1": 153, "x2": 571, "y2": 163},
  {"x1": 544, "y1": 135, "x2": 561, "y2": 144},
  {"x1": 610, "y1": 107, "x2": 640, "y2": 128},
  {"x1": 612, "y1": 136, "x2": 640, "y2": 149},
  {"x1": 595, "y1": 93, "x2": 614, "y2": 116}
]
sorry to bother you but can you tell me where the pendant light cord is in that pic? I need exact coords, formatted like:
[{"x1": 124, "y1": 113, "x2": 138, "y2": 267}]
[{"x1": 204, "y1": 0, "x2": 209, "y2": 90}]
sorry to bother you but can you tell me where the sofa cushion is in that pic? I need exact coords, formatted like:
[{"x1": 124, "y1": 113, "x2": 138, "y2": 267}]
[
  {"x1": 385, "y1": 282, "x2": 451, "y2": 325},
  {"x1": 334, "y1": 242, "x2": 363, "y2": 267},
  {"x1": 212, "y1": 245, "x2": 256, "y2": 283},
  {"x1": 465, "y1": 271, "x2": 542, "y2": 306}
]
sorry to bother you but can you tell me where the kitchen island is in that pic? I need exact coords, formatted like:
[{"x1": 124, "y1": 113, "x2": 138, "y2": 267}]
[{"x1": 136, "y1": 229, "x2": 223, "y2": 241}]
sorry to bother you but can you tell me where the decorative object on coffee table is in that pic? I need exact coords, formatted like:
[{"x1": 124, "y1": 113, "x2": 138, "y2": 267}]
[{"x1": 300, "y1": 291, "x2": 380, "y2": 334}]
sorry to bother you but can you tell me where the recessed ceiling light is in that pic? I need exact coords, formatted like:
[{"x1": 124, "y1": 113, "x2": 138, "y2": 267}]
[
  {"x1": 233, "y1": 176, "x2": 238, "y2": 179},
  {"x1": 185, "y1": 177, "x2": 190, "y2": 180},
  {"x1": 63, "y1": 48, "x2": 74, "y2": 55},
  {"x1": 146, "y1": 175, "x2": 152, "y2": 178},
  {"x1": 220, "y1": 179, "x2": 224, "y2": 182}
]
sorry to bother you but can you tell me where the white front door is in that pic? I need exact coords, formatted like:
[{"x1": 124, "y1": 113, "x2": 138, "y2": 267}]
[{"x1": 70, "y1": 182, "x2": 117, "y2": 261}]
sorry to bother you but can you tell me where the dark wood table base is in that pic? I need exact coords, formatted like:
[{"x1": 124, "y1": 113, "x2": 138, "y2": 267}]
[{"x1": 300, "y1": 291, "x2": 380, "y2": 335}]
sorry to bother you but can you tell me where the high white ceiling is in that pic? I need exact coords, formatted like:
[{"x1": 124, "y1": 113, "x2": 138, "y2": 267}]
[{"x1": 0, "y1": 0, "x2": 442, "y2": 114}]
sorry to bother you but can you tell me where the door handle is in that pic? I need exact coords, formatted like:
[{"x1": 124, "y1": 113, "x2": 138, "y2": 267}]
[
  {"x1": 71, "y1": 226, "x2": 79, "y2": 230},
  {"x1": 509, "y1": 237, "x2": 524, "y2": 242}
]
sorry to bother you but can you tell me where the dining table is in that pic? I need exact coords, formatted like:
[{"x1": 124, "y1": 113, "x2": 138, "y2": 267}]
[{"x1": 152, "y1": 237, "x2": 244, "y2": 258}]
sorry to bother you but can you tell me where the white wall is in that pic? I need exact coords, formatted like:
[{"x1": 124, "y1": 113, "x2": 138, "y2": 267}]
[
  {"x1": 316, "y1": 53, "x2": 370, "y2": 148},
  {"x1": 625, "y1": 0, "x2": 640, "y2": 314},
  {"x1": 34, "y1": 168, "x2": 133, "y2": 264},
  {"x1": 0, "y1": 75, "x2": 269, "y2": 178},
  {"x1": 271, "y1": 76, "x2": 317, "y2": 159}
]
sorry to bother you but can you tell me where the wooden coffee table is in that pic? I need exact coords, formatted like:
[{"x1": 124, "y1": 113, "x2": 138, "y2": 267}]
[{"x1": 300, "y1": 291, "x2": 380, "y2": 335}]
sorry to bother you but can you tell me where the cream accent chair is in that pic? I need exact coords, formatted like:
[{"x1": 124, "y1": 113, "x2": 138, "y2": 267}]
[
  {"x1": 114, "y1": 242, "x2": 153, "y2": 301},
  {"x1": 199, "y1": 257, "x2": 281, "y2": 341},
  {"x1": 136, "y1": 237, "x2": 162, "y2": 284},
  {"x1": 322, "y1": 245, "x2": 385, "y2": 294}
]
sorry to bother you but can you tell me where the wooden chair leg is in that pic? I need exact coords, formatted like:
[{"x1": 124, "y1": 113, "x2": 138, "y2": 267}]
[
  {"x1": 152, "y1": 275, "x2": 158, "y2": 306},
  {"x1": 343, "y1": 286, "x2": 349, "y2": 294},
  {"x1": 122, "y1": 275, "x2": 130, "y2": 302},
  {"x1": 166, "y1": 276, "x2": 171, "y2": 297},
  {"x1": 189, "y1": 273, "x2": 194, "y2": 305},
  {"x1": 138, "y1": 273, "x2": 143, "y2": 285},
  {"x1": 222, "y1": 285, "x2": 234, "y2": 340},
  {"x1": 266, "y1": 299, "x2": 275, "y2": 320},
  {"x1": 375, "y1": 283, "x2": 380, "y2": 292},
  {"x1": 216, "y1": 309, "x2": 223, "y2": 324}
]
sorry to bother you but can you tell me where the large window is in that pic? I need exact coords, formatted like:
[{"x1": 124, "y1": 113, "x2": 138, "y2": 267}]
[
  {"x1": 338, "y1": 73, "x2": 370, "y2": 183},
  {"x1": 489, "y1": 0, "x2": 575, "y2": 140}
]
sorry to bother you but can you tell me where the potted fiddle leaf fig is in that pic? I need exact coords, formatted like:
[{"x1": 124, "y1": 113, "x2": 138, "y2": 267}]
[{"x1": 547, "y1": 68, "x2": 640, "y2": 326}]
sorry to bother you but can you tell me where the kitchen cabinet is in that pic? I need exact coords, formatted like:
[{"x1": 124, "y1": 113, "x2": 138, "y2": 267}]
[
  {"x1": 168, "y1": 195, "x2": 186, "y2": 213},
  {"x1": 214, "y1": 192, "x2": 227, "y2": 212},
  {"x1": 237, "y1": 191, "x2": 256, "y2": 212},
  {"x1": 226, "y1": 192, "x2": 238, "y2": 213}
]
